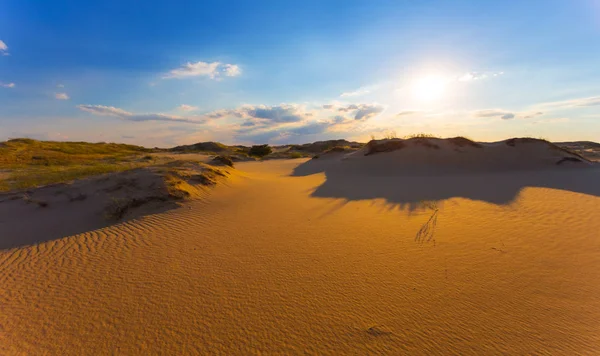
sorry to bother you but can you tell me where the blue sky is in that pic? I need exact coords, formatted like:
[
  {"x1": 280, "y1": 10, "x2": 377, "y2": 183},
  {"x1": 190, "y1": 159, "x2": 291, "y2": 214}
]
[{"x1": 1, "y1": 0, "x2": 599, "y2": 146}]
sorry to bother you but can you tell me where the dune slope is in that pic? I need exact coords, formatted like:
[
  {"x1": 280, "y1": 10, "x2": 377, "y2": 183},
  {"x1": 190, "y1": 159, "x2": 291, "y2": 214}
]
[{"x1": 1, "y1": 158, "x2": 600, "y2": 355}]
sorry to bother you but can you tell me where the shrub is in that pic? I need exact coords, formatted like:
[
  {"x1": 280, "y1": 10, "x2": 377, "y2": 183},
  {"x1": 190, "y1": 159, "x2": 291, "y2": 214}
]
[
  {"x1": 248, "y1": 144, "x2": 272, "y2": 157},
  {"x1": 365, "y1": 139, "x2": 406, "y2": 155},
  {"x1": 211, "y1": 155, "x2": 234, "y2": 167}
]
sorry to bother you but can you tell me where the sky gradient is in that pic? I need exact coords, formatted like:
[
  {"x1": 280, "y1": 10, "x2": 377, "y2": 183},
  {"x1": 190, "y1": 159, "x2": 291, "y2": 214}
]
[{"x1": 1, "y1": 0, "x2": 599, "y2": 147}]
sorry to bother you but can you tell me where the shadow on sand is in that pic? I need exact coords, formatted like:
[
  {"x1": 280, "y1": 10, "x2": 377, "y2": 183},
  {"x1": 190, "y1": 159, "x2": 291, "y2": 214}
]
[
  {"x1": 0, "y1": 189, "x2": 182, "y2": 250},
  {"x1": 291, "y1": 157, "x2": 600, "y2": 209}
]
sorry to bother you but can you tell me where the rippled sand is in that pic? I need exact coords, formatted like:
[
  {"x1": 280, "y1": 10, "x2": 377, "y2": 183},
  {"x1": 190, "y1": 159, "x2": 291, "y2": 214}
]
[{"x1": 2, "y1": 159, "x2": 600, "y2": 354}]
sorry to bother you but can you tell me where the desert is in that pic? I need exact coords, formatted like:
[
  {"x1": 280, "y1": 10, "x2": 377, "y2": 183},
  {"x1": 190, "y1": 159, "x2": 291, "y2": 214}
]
[
  {"x1": 1, "y1": 136, "x2": 599, "y2": 354},
  {"x1": 3, "y1": 2, "x2": 600, "y2": 353}
]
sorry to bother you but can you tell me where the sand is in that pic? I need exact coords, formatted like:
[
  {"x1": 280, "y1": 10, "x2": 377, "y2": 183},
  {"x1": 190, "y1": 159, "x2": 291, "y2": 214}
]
[{"x1": 2, "y1": 145, "x2": 600, "y2": 354}]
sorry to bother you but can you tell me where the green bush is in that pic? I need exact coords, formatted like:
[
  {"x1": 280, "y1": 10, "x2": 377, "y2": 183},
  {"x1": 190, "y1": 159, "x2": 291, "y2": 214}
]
[{"x1": 248, "y1": 144, "x2": 272, "y2": 157}]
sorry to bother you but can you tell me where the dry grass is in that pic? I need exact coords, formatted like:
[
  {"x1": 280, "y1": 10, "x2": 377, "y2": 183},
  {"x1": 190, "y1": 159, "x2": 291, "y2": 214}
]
[
  {"x1": 104, "y1": 196, "x2": 168, "y2": 220},
  {"x1": 5, "y1": 163, "x2": 146, "y2": 192},
  {"x1": 404, "y1": 133, "x2": 438, "y2": 139},
  {"x1": 415, "y1": 201, "x2": 439, "y2": 244},
  {"x1": 0, "y1": 138, "x2": 152, "y2": 192},
  {"x1": 364, "y1": 139, "x2": 407, "y2": 155},
  {"x1": 211, "y1": 155, "x2": 234, "y2": 167}
]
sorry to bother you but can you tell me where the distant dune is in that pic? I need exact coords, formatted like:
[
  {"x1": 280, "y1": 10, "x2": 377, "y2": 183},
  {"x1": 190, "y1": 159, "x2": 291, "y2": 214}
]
[{"x1": 305, "y1": 137, "x2": 593, "y2": 174}]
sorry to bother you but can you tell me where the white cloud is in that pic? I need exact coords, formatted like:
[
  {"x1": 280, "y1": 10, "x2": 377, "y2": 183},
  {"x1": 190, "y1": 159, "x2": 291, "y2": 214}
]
[
  {"x1": 57, "y1": 84, "x2": 65, "y2": 88},
  {"x1": 55, "y1": 93, "x2": 70, "y2": 100},
  {"x1": 0, "y1": 40, "x2": 8, "y2": 55},
  {"x1": 223, "y1": 64, "x2": 242, "y2": 77},
  {"x1": 340, "y1": 87, "x2": 371, "y2": 97},
  {"x1": 531, "y1": 117, "x2": 570, "y2": 125},
  {"x1": 473, "y1": 109, "x2": 515, "y2": 119},
  {"x1": 177, "y1": 104, "x2": 199, "y2": 112},
  {"x1": 458, "y1": 71, "x2": 503, "y2": 82},
  {"x1": 474, "y1": 109, "x2": 545, "y2": 120},
  {"x1": 78, "y1": 105, "x2": 205, "y2": 124},
  {"x1": 163, "y1": 61, "x2": 241, "y2": 80},
  {"x1": 540, "y1": 96, "x2": 600, "y2": 108},
  {"x1": 1, "y1": 82, "x2": 15, "y2": 88}
]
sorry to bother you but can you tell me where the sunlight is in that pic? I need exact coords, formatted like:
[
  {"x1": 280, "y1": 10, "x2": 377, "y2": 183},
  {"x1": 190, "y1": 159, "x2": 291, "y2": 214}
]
[{"x1": 411, "y1": 75, "x2": 448, "y2": 102}]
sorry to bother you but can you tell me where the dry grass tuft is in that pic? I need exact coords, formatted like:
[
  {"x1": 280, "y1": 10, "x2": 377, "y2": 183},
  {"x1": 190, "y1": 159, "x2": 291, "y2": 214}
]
[
  {"x1": 365, "y1": 139, "x2": 406, "y2": 155},
  {"x1": 415, "y1": 201, "x2": 439, "y2": 244},
  {"x1": 211, "y1": 155, "x2": 234, "y2": 167},
  {"x1": 104, "y1": 196, "x2": 168, "y2": 220}
]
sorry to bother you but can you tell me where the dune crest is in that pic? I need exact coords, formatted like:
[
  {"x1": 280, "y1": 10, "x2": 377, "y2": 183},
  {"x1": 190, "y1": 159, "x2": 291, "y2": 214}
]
[{"x1": 293, "y1": 137, "x2": 599, "y2": 207}]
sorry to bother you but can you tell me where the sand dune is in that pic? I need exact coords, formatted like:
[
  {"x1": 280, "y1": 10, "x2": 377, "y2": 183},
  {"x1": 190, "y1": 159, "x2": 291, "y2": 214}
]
[
  {"x1": 296, "y1": 137, "x2": 599, "y2": 207},
  {"x1": 1, "y1": 141, "x2": 600, "y2": 354},
  {"x1": 0, "y1": 160, "x2": 232, "y2": 249}
]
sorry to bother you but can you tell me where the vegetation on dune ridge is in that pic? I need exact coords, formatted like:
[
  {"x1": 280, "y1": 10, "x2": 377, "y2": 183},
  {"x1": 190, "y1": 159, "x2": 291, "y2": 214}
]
[
  {"x1": 248, "y1": 144, "x2": 273, "y2": 157},
  {"x1": 0, "y1": 138, "x2": 153, "y2": 192}
]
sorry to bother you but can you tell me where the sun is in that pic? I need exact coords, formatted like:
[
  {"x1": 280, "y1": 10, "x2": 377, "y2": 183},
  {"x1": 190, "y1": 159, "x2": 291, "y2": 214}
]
[{"x1": 411, "y1": 75, "x2": 448, "y2": 102}]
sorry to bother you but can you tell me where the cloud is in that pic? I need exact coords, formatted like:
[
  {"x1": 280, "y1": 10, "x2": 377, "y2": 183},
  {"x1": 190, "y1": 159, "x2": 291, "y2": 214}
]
[
  {"x1": 474, "y1": 109, "x2": 515, "y2": 119},
  {"x1": 245, "y1": 104, "x2": 306, "y2": 123},
  {"x1": 458, "y1": 71, "x2": 503, "y2": 82},
  {"x1": 0, "y1": 40, "x2": 8, "y2": 55},
  {"x1": 474, "y1": 109, "x2": 544, "y2": 120},
  {"x1": 78, "y1": 105, "x2": 204, "y2": 124},
  {"x1": 223, "y1": 64, "x2": 241, "y2": 77},
  {"x1": 1, "y1": 82, "x2": 15, "y2": 88},
  {"x1": 201, "y1": 104, "x2": 313, "y2": 125},
  {"x1": 334, "y1": 103, "x2": 385, "y2": 121},
  {"x1": 531, "y1": 117, "x2": 570, "y2": 125},
  {"x1": 57, "y1": 84, "x2": 65, "y2": 88},
  {"x1": 396, "y1": 111, "x2": 419, "y2": 117},
  {"x1": 288, "y1": 122, "x2": 329, "y2": 135},
  {"x1": 522, "y1": 112, "x2": 543, "y2": 119},
  {"x1": 177, "y1": 104, "x2": 198, "y2": 112},
  {"x1": 541, "y1": 96, "x2": 600, "y2": 108},
  {"x1": 55, "y1": 93, "x2": 70, "y2": 100},
  {"x1": 340, "y1": 87, "x2": 371, "y2": 97},
  {"x1": 163, "y1": 61, "x2": 242, "y2": 79}
]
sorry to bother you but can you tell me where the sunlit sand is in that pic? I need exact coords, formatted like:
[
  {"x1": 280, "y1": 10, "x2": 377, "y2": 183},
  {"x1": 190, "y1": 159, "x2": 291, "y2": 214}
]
[{"x1": 1, "y1": 138, "x2": 599, "y2": 354}]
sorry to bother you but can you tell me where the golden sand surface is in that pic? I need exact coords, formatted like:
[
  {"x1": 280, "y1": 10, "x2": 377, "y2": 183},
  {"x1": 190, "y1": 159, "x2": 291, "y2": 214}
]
[{"x1": 2, "y1": 159, "x2": 599, "y2": 354}]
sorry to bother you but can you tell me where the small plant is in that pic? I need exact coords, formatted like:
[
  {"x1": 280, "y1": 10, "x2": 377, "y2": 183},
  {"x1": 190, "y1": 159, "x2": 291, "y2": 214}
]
[
  {"x1": 383, "y1": 130, "x2": 398, "y2": 139},
  {"x1": 211, "y1": 155, "x2": 234, "y2": 167},
  {"x1": 404, "y1": 133, "x2": 438, "y2": 139},
  {"x1": 289, "y1": 152, "x2": 304, "y2": 159},
  {"x1": 364, "y1": 140, "x2": 406, "y2": 155},
  {"x1": 248, "y1": 144, "x2": 273, "y2": 157},
  {"x1": 415, "y1": 201, "x2": 439, "y2": 244}
]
